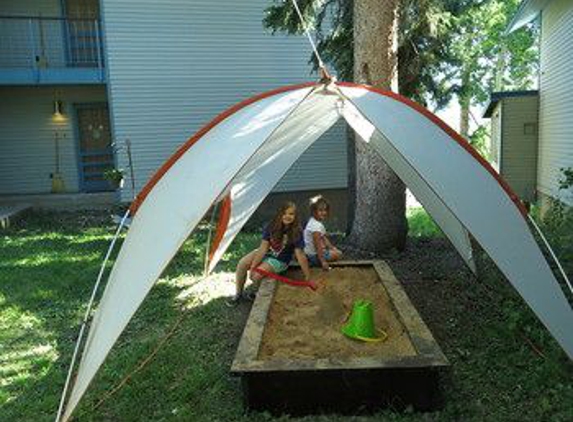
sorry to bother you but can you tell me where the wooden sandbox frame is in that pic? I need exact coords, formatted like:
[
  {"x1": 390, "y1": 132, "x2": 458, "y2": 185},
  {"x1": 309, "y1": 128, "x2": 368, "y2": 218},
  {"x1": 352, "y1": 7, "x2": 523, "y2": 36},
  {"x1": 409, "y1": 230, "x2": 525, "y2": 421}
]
[{"x1": 231, "y1": 260, "x2": 450, "y2": 415}]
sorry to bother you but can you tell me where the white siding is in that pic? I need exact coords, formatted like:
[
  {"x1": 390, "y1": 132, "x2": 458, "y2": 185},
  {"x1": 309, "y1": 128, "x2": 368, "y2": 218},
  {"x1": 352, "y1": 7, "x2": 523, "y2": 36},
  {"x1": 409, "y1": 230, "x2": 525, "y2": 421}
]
[
  {"x1": 539, "y1": 0, "x2": 573, "y2": 204},
  {"x1": 501, "y1": 95, "x2": 539, "y2": 202},
  {"x1": 0, "y1": 0, "x2": 64, "y2": 67},
  {"x1": 0, "y1": 86, "x2": 107, "y2": 194},
  {"x1": 101, "y1": 0, "x2": 347, "y2": 201}
]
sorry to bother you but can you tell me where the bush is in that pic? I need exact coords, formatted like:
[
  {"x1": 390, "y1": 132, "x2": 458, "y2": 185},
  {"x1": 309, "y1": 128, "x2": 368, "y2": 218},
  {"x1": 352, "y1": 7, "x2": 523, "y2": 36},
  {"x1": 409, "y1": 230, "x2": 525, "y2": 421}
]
[
  {"x1": 103, "y1": 168, "x2": 124, "y2": 188},
  {"x1": 538, "y1": 167, "x2": 573, "y2": 277}
]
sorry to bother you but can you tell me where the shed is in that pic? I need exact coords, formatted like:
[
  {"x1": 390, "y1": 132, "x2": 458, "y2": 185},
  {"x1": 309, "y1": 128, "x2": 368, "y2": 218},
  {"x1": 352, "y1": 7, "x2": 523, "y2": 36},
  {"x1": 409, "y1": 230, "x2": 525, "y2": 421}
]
[
  {"x1": 505, "y1": 0, "x2": 573, "y2": 206},
  {"x1": 483, "y1": 90, "x2": 539, "y2": 203}
]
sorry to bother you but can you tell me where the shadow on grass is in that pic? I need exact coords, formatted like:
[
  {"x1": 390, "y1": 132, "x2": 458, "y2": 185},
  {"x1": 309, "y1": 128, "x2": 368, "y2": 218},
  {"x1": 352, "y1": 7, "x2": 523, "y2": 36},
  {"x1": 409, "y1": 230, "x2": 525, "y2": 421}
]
[
  {"x1": 0, "y1": 222, "x2": 124, "y2": 420},
  {"x1": 74, "y1": 293, "x2": 252, "y2": 422},
  {"x1": 401, "y1": 247, "x2": 573, "y2": 422},
  {"x1": 0, "y1": 211, "x2": 260, "y2": 422},
  {"x1": 2, "y1": 274, "x2": 275, "y2": 422},
  {"x1": 1, "y1": 280, "x2": 198, "y2": 421}
]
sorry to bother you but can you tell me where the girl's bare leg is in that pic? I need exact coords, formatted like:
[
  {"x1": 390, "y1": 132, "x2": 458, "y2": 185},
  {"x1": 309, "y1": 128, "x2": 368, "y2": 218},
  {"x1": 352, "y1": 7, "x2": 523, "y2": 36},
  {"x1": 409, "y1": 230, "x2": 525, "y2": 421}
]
[
  {"x1": 235, "y1": 249, "x2": 257, "y2": 297},
  {"x1": 247, "y1": 261, "x2": 276, "y2": 295},
  {"x1": 249, "y1": 261, "x2": 275, "y2": 282},
  {"x1": 329, "y1": 247, "x2": 342, "y2": 261}
]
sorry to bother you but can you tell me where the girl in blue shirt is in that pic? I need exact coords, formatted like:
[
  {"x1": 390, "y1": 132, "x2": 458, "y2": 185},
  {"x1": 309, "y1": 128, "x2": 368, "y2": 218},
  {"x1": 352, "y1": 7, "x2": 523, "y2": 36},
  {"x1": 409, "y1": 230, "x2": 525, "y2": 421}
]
[{"x1": 228, "y1": 201, "x2": 311, "y2": 304}]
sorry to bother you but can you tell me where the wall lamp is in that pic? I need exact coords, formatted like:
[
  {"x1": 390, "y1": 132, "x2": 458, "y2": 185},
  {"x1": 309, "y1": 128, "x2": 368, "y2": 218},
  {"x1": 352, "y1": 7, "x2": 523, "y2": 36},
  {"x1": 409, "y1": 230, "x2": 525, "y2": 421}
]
[{"x1": 53, "y1": 100, "x2": 65, "y2": 122}]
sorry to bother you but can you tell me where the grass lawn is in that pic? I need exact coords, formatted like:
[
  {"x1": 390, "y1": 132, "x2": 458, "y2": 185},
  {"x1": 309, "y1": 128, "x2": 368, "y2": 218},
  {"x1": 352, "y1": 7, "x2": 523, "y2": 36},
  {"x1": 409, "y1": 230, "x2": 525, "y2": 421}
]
[{"x1": 1, "y1": 211, "x2": 572, "y2": 422}]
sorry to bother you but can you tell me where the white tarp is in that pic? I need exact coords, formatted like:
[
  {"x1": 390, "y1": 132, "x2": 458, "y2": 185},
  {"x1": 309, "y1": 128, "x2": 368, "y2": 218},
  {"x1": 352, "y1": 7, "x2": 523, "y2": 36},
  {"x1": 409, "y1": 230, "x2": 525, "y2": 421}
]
[
  {"x1": 62, "y1": 81, "x2": 573, "y2": 421},
  {"x1": 208, "y1": 88, "x2": 476, "y2": 275},
  {"x1": 338, "y1": 83, "x2": 573, "y2": 360},
  {"x1": 62, "y1": 84, "x2": 316, "y2": 421},
  {"x1": 338, "y1": 98, "x2": 476, "y2": 272},
  {"x1": 208, "y1": 87, "x2": 341, "y2": 273}
]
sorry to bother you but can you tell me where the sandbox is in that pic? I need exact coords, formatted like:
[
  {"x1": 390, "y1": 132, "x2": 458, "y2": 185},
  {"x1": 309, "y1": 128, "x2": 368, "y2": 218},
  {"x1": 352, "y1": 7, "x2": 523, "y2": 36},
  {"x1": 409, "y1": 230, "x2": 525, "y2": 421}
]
[{"x1": 231, "y1": 261, "x2": 449, "y2": 415}]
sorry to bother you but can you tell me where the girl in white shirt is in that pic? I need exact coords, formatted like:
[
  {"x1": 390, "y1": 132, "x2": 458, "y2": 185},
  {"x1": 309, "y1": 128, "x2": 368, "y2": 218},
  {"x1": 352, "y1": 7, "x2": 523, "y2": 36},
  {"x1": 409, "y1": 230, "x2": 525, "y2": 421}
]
[{"x1": 304, "y1": 195, "x2": 342, "y2": 270}]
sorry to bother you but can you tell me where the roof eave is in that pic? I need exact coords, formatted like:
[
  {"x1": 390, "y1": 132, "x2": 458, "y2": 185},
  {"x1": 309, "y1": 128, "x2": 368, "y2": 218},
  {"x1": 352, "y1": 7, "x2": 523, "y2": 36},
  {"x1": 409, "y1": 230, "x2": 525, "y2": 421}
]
[
  {"x1": 483, "y1": 99, "x2": 499, "y2": 118},
  {"x1": 505, "y1": 0, "x2": 552, "y2": 34},
  {"x1": 482, "y1": 90, "x2": 539, "y2": 118}
]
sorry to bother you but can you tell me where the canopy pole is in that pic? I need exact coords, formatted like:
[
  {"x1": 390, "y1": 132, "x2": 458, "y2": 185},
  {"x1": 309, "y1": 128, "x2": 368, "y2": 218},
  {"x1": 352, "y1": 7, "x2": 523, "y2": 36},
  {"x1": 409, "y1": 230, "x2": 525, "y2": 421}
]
[
  {"x1": 527, "y1": 214, "x2": 573, "y2": 297},
  {"x1": 203, "y1": 202, "x2": 219, "y2": 277},
  {"x1": 55, "y1": 209, "x2": 131, "y2": 422},
  {"x1": 289, "y1": 0, "x2": 332, "y2": 80}
]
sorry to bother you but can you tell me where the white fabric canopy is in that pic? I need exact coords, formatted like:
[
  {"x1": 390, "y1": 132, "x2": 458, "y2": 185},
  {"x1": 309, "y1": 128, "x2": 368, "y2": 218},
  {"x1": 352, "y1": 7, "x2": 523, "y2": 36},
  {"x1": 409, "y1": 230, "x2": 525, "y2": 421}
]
[
  {"x1": 338, "y1": 97, "x2": 476, "y2": 273},
  {"x1": 61, "y1": 81, "x2": 573, "y2": 421},
  {"x1": 208, "y1": 86, "x2": 342, "y2": 273},
  {"x1": 62, "y1": 83, "x2": 317, "y2": 421},
  {"x1": 338, "y1": 83, "x2": 572, "y2": 359}
]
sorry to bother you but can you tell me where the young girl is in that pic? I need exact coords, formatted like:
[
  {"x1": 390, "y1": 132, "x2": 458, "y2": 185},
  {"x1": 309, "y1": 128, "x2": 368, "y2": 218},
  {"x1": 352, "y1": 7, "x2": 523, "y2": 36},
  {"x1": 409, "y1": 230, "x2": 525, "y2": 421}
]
[
  {"x1": 304, "y1": 195, "x2": 342, "y2": 270},
  {"x1": 228, "y1": 202, "x2": 311, "y2": 304}
]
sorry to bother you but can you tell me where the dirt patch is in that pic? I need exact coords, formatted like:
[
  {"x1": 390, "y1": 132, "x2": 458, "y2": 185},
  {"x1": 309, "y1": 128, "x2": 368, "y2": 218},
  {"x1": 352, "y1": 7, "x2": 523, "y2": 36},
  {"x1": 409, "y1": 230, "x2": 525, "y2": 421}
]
[{"x1": 258, "y1": 266, "x2": 417, "y2": 360}]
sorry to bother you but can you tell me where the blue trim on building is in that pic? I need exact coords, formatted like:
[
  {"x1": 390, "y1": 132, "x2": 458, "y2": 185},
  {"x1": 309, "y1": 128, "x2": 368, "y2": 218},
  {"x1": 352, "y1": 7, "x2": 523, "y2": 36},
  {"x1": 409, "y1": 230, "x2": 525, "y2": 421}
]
[
  {"x1": 99, "y1": 0, "x2": 119, "y2": 180},
  {"x1": 71, "y1": 105, "x2": 85, "y2": 192},
  {"x1": 0, "y1": 68, "x2": 106, "y2": 85},
  {"x1": 0, "y1": 9, "x2": 105, "y2": 85}
]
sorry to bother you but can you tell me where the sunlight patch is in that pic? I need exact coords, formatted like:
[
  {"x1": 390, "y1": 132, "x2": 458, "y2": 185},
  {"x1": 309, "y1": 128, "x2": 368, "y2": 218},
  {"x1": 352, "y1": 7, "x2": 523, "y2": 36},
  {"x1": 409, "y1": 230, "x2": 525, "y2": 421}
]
[
  {"x1": 172, "y1": 272, "x2": 235, "y2": 309},
  {"x1": 0, "y1": 343, "x2": 57, "y2": 392},
  {"x1": 6, "y1": 252, "x2": 101, "y2": 268}
]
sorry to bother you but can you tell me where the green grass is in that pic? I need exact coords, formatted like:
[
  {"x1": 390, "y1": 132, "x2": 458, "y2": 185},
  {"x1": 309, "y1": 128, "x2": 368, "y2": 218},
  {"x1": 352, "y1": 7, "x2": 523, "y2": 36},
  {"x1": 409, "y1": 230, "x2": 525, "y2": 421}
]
[
  {"x1": 407, "y1": 207, "x2": 443, "y2": 238},
  {"x1": 1, "y1": 210, "x2": 571, "y2": 422}
]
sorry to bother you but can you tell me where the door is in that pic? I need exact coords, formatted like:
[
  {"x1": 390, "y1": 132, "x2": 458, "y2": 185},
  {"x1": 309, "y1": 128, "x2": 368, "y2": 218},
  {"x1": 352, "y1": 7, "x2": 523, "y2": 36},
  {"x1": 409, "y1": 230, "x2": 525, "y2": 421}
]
[{"x1": 76, "y1": 103, "x2": 114, "y2": 192}]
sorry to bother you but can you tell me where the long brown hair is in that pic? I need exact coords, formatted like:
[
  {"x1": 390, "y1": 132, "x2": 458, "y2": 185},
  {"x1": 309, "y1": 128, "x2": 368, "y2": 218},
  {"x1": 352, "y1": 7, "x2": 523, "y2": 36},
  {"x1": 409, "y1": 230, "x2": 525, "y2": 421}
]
[{"x1": 269, "y1": 201, "x2": 302, "y2": 245}]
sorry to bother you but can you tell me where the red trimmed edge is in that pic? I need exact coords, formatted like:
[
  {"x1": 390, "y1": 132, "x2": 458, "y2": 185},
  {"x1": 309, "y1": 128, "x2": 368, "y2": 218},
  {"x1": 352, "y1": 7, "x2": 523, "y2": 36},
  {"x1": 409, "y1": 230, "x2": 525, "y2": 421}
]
[
  {"x1": 129, "y1": 82, "x2": 318, "y2": 215},
  {"x1": 208, "y1": 194, "x2": 232, "y2": 264},
  {"x1": 337, "y1": 81, "x2": 528, "y2": 218}
]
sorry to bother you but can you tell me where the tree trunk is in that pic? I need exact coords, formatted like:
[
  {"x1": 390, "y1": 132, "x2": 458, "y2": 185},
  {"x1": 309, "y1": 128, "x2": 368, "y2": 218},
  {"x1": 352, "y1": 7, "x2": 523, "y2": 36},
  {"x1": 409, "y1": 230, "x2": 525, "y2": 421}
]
[
  {"x1": 459, "y1": 71, "x2": 471, "y2": 139},
  {"x1": 459, "y1": 99, "x2": 470, "y2": 139},
  {"x1": 346, "y1": 0, "x2": 407, "y2": 253},
  {"x1": 345, "y1": 124, "x2": 357, "y2": 235},
  {"x1": 494, "y1": 43, "x2": 507, "y2": 91}
]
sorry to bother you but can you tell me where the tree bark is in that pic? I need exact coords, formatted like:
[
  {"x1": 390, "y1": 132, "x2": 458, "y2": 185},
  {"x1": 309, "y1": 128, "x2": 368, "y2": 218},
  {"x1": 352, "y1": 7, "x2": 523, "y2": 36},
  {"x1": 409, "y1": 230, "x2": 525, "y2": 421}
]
[
  {"x1": 346, "y1": 0, "x2": 407, "y2": 253},
  {"x1": 345, "y1": 124, "x2": 357, "y2": 235}
]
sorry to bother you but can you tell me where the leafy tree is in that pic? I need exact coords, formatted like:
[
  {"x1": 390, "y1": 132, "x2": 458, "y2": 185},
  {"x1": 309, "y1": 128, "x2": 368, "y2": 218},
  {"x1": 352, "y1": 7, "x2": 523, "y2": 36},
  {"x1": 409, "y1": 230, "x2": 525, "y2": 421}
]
[
  {"x1": 264, "y1": 0, "x2": 463, "y2": 108},
  {"x1": 264, "y1": 0, "x2": 538, "y2": 136},
  {"x1": 468, "y1": 124, "x2": 490, "y2": 159},
  {"x1": 446, "y1": 0, "x2": 539, "y2": 139}
]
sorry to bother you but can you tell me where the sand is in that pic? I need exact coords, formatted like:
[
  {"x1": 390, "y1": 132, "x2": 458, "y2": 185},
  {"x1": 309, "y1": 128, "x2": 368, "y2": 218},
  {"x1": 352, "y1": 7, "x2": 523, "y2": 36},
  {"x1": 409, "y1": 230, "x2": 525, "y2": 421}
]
[{"x1": 258, "y1": 266, "x2": 417, "y2": 360}]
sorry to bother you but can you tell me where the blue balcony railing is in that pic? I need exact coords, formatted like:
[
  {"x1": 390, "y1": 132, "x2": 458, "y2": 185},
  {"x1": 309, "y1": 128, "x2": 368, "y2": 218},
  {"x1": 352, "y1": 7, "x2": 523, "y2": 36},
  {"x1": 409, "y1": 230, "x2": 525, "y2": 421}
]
[{"x1": 0, "y1": 16, "x2": 105, "y2": 84}]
